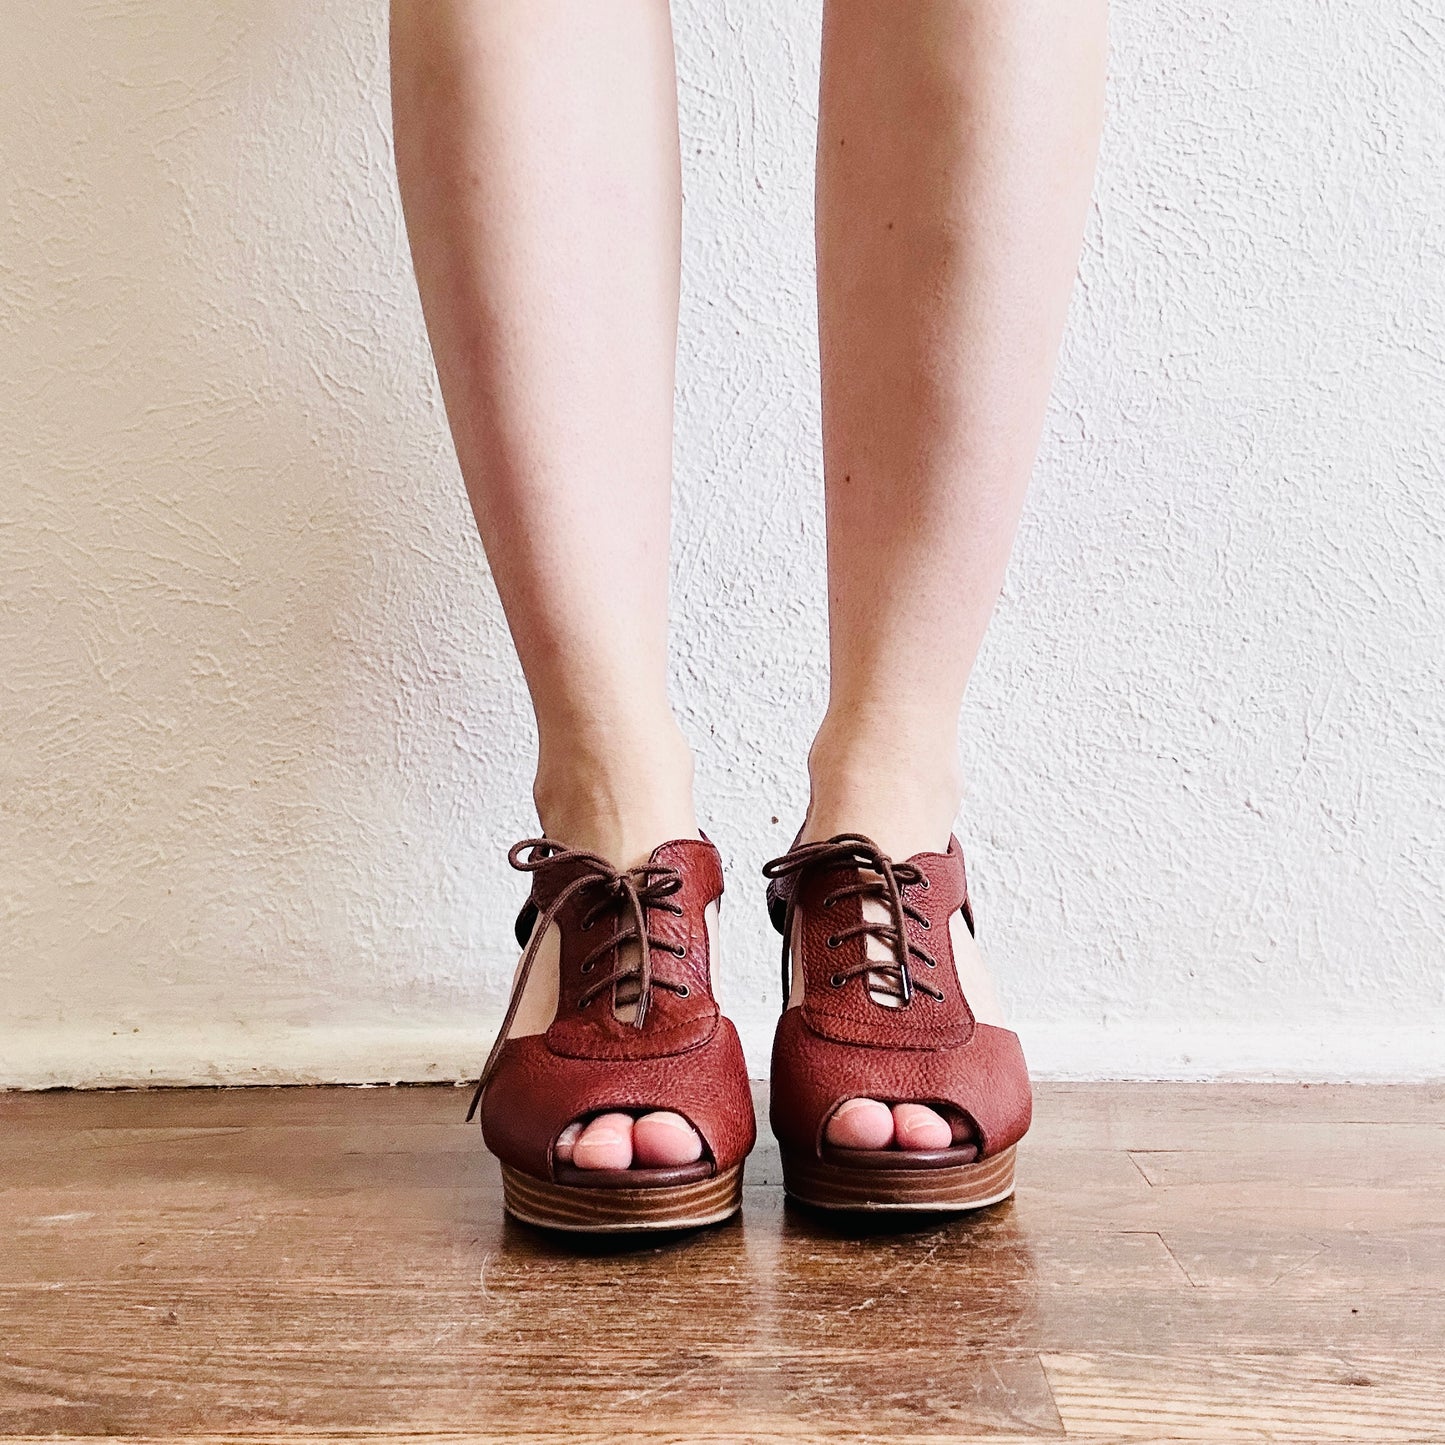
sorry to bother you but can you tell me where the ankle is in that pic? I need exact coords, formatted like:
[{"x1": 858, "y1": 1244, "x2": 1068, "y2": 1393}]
[
  {"x1": 803, "y1": 715, "x2": 962, "y2": 860},
  {"x1": 533, "y1": 724, "x2": 698, "y2": 869}
]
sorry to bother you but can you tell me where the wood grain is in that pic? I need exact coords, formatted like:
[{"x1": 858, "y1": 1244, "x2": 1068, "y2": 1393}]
[
  {"x1": 1, "y1": 1082, "x2": 1442, "y2": 1441},
  {"x1": 1042, "y1": 1351, "x2": 1445, "y2": 1441}
]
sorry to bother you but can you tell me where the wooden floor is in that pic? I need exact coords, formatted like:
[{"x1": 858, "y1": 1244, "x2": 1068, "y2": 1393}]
[{"x1": 2, "y1": 1083, "x2": 1444, "y2": 1443}]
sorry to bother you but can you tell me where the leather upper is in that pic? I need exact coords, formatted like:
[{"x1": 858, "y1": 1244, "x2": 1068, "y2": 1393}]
[
  {"x1": 765, "y1": 834, "x2": 1032, "y2": 1160},
  {"x1": 539, "y1": 838, "x2": 723, "y2": 1060},
  {"x1": 477, "y1": 836, "x2": 756, "y2": 1181},
  {"x1": 482, "y1": 1024, "x2": 754, "y2": 1182}
]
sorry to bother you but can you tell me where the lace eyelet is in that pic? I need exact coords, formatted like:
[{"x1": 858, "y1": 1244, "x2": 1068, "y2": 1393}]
[
  {"x1": 924, "y1": 957, "x2": 937, "y2": 967},
  {"x1": 676, "y1": 984, "x2": 690, "y2": 999},
  {"x1": 919, "y1": 917, "x2": 931, "y2": 930},
  {"x1": 825, "y1": 935, "x2": 839, "y2": 949},
  {"x1": 822, "y1": 896, "x2": 836, "y2": 910},
  {"x1": 919, "y1": 876, "x2": 930, "y2": 891},
  {"x1": 830, "y1": 973, "x2": 845, "y2": 988},
  {"x1": 579, "y1": 919, "x2": 594, "y2": 932},
  {"x1": 672, "y1": 943, "x2": 688, "y2": 958},
  {"x1": 579, "y1": 962, "x2": 594, "y2": 974}
]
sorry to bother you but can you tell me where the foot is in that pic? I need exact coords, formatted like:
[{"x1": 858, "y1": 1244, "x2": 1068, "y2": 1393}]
[
  {"x1": 767, "y1": 825, "x2": 1009, "y2": 1155},
  {"x1": 554, "y1": 1110, "x2": 705, "y2": 1170},
  {"x1": 825, "y1": 1098, "x2": 962, "y2": 1151},
  {"x1": 532, "y1": 764, "x2": 709, "y2": 1170},
  {"x1": 473, "y1": 833, "x2": 748, "y2": 1188}
]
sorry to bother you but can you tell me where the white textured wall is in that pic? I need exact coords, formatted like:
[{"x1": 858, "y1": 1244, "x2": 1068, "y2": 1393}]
[{"x1": 4, "y1": 1, "x2": 1443, "y2": 1089}]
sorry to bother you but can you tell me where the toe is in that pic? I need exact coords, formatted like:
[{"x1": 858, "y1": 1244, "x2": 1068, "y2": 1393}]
[
  {"x1": 825, "y1": 1097, "x2": 895, "y2": 1150},
  {"x1": 891, "y1": 1102, "x2": 953, "y2": 1151},
  {"x1": 632, "y1": 1111, "x2": 704, "y2": 1168},
  {"x1": 554, "y1": 1120, "x2": 583, "y2": 1164},
  {"x1": 571, "y1": 1112, "x2": 634, "y2": 1171}
]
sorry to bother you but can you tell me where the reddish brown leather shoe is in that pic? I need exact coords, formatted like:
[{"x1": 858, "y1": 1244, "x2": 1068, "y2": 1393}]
[
  {"x1": 763, "y1": 833, "x2": 1030, "y2": 1212},
  {"x1": 467, "y1": 835, "x2": 755, "y2": 1232}
]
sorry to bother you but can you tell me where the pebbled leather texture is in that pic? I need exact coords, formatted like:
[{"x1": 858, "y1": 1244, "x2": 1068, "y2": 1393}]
[
  {"x1": 483, "y1": 1021, "x2": 755, "y2": 1182},
  {"x1": 543, "y1": 838, "x2": 723, "y2": 1061},
  {"x1": 478, "y1": 836, "x2": 757, "y2": 1182},
  {"x1": 766, "y1": 835, "x2": 1032, "y2": 1161}
]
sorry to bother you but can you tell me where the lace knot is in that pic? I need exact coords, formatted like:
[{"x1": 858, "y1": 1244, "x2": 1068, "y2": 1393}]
[{"x1": 467, "y1": 839, "x2": 690, "y2": 1120}]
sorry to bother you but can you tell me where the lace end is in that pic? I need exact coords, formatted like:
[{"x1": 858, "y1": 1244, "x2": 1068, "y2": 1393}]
[{"x1": 464, "y1": 1077, "x2": 485, "y2": 1122}]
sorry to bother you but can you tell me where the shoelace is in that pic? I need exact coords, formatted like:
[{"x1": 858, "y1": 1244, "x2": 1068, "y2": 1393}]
[
  {"x1": 761, "y1": 833, "x2": 944, "y2": 1009},
  {"x1": 466, "y1": 839, "x2": 690, "y2": 1120}
]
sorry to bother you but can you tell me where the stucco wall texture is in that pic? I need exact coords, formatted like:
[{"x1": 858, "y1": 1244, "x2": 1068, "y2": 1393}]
[{"x1": 4, "y1": 2, "x2": 1443, "y2": 1089}]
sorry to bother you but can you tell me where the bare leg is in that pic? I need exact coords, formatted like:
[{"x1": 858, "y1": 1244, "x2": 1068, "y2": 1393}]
[
  {"x1": 391, "y1": 0, "x2": 699, "y2": 1168},
  {"x1": 804, "y1": 0, "x2": 1107, "y2": 1149}
]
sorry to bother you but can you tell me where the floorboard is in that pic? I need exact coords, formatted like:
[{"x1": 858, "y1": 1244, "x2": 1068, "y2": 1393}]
[{"x1": 2, "y1": 1082, "x2": 1442, "y2": 1442}]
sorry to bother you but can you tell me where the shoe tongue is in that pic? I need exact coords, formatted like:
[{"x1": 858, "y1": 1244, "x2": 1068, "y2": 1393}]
[
  {"x1": 858, "y1": 886, "x2": 905, "y2": 1009},
  {"x1": 612, "y1": 964, "x2": 643, "y2": 1023},
  {"x1": 528, "y1": 853, "x2": 607, "y2": 912}
]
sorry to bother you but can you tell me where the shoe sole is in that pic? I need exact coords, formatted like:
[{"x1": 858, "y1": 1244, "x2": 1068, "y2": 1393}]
[
  {"x1": 780, "y1": 1143, "x2": 1017, "y2": 1213},
  {"x1": 500, "y1": 1162, "x2": 744, "y2": 1233}
]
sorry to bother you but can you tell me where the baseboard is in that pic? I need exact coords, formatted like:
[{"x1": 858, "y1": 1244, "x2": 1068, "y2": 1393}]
[
  {"x1": 1, "y1": 1025, "x2": 486, "y2": 1091},
  {"x1": 4, "y1": 1017, "x2": 1442, "y2": 1090},
  {"x1": 1018, "y1": 1019, "x2": 1445, "y2": 1084}
]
